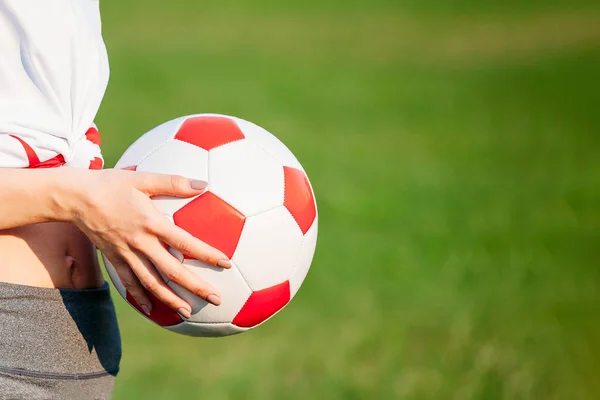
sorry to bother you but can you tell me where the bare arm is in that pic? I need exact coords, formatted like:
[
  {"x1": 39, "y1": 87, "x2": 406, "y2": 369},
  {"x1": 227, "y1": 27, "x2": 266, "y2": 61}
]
[
  {"x1": 0, "y1": 168, "x2": 74, "y2": 228},
  {"x1": 0, "y1": 167, "x2": 229, "y2": 317}
]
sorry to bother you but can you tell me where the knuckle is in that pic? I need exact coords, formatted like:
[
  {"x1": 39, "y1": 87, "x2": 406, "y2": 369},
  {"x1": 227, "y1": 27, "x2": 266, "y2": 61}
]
[
  {"x1": 163, "y1": 297, "x2": 181, "y2": 310},
  {"x1": 193, "y1": 290, "x2": 209, "y2": 300},
  {"x1": 176, "y1": 240, "x2": 192, "y2": 256},
  {"x1": 142, "y1": 279, "x2": 160, "y2": 295},
  {"x1": 120, "y1": 277, "x2": 136, "y2": 289},
  {"x1": 164, "y1": 266, "x2": 182, "y2": 283},
  {"x1": 198, "y1": 251, "x2": 218, "y2": 265},
  {"x1": 115, "y1": 265, "x2": 136, "y2": 287},
  {"x1": 129, "y1": 234, "x2": 145, "y2": 249},
  {"x1": 205, "y1": 253, "x2": 220, "y2": 265},
  {"x1": 170, "y1": 175, "x2": 186, "y2": 191},
  {"x1": 140, "y1": 214, "x2": 158, "y2": 232},
  {"x1": 191, "y1": 285, "x2": 209, "y2": 299}
]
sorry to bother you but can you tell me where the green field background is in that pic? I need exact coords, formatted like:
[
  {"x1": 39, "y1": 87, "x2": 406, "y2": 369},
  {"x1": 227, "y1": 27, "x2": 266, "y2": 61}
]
[{"x1": 96, "y1": 1, "x2": 600, "y2": 398}]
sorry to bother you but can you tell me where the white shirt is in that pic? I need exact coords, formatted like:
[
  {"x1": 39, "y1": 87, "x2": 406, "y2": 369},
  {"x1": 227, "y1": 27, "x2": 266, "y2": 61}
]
[{"x1": 0, "y1": 0, "x2": 108, "y2": 168}]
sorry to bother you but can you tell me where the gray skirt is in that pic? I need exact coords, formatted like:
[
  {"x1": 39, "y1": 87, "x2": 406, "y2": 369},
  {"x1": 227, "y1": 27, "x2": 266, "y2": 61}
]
[{"x1": 0, "y1": 281, "x2": 121, "y2": 400}]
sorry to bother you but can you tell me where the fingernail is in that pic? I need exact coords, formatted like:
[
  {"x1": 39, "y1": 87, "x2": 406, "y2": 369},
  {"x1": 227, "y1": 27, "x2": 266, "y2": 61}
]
[
  {"x1": 141, "y1": 304, "x2": 152, "y2": 316},
  {"x1": 217, "y1": 260, "x2": 232, "y2": 269},
  {"x1": 177, "y1": 307, "x2": 191, "y2": 319},
  {"x1": 207, "y1": 294, "x2": 221, "y2": 306},
  {"x1": 190, "y1": 180, "x2": 208, "y2": 191}
]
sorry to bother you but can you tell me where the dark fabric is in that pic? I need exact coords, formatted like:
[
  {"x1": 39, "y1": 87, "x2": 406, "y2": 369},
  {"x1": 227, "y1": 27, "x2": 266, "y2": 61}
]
[{"x1": 0, "y1": 281, "x2": 121, "y2": 399}]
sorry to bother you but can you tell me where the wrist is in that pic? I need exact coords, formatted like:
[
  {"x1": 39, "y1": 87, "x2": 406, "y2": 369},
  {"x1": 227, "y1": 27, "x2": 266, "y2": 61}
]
[{"x1": 46, "y1": 168, "x2": 95, "y2": 224}]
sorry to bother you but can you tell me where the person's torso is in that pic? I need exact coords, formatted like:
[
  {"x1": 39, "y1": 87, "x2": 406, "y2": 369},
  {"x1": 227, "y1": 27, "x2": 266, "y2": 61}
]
[{"x1": 0, "y1": 0, "x2": 109, "y2": 289}]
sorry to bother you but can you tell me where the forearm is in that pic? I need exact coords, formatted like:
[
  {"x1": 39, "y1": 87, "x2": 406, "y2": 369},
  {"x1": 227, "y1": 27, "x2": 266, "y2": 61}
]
[{"x1": 0, "y1": 168, "x2": 85, "y2": 229}]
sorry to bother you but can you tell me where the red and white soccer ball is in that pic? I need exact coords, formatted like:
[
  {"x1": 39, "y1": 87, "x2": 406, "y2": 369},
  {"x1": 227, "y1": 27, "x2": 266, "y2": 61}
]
[{"x1": 102, "y1": 114, "x2": 318, "y2": 337}]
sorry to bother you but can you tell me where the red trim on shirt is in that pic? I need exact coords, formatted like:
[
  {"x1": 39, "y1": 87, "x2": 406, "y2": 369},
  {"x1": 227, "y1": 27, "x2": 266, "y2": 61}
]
[
  {"x1": 35, "y1": 154, "x2": 66, "y2": 168},
  {"x1": 9, "y1": 134, "x2": 40, "y2": 167},
  {"x1": 85, "y1": 126, "x2": 101, "y2": 146},
  {"x1": 89, "y1": 157, "x2": 103, "y2": 170},
  {"x1": 9, "y1": 127, "x2": 102, "y2": 169}
]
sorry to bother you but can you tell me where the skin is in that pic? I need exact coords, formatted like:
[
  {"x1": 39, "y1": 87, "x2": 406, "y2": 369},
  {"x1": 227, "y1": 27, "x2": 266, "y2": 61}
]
[{"x1": 0, "y1": 167, "x2": 231, "y2": 318}]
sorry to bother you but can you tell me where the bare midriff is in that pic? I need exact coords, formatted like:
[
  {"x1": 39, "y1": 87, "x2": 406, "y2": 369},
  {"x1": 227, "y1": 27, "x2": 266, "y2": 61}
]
[{"x1": 0, "y1": 223, "x2": 104, "y2": 289}]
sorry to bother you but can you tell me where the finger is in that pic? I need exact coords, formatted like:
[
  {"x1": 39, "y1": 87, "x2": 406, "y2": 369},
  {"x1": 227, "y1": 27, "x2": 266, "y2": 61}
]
[
  {"x1": 124, "y1": 249, "x2": 193, "y2": 317},
  {"x1": 145, "y1": 242, "x2": 222, "y2": 306},
  {"x1": 135, "y1": 173, "x2": 208, "y2": 198},
  {"x1": 152, "y1": 217, "x2": 232, "y2": 269},
  {"x1": 111, "y1": 255, "x2": 153, "y2": 315}
]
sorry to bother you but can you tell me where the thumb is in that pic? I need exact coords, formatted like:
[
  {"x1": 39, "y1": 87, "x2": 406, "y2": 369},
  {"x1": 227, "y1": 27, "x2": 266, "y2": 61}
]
[{"x1": 136, "y1": 173, "x2": 207, "y2": 197}]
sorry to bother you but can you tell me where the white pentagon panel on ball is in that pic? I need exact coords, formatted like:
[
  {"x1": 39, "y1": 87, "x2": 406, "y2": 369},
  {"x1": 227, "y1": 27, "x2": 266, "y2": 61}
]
[
  {"x1": 233, "y1": 117, "x2": 304, "y2": 171},
  {"x1": 152, "y1": 195, "x2": 201, "y2": 220},
  {"x1": 115, "y1": 117, "x2": 187, "y2": 169},
  {"x1": 209, "y1": 139, "x2": 284, "y2": 216},
  {"x1": 136, "y1": 139, "x2": 209, "y2": 180},
  {"x1": 167, "y1": 322, "x2": 248, "y2": 337},
  {"x1": 167, "y1": 260, "x2": 251, "y2": 323},
  {"x1": 232, "y1": 206, "x2": 304, "y2": 291},
  {"x1": 137, "y1": 139, "x2": 209, "y2": 216},
  {"x1": 289, "y1": 216, "x2": 318, "y2": 298}
]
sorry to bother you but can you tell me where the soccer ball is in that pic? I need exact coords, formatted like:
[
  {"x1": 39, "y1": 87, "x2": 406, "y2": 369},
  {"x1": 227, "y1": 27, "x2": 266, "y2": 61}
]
[{"x1": 102, "y1": 114, "x2": 318, "y2": 337}]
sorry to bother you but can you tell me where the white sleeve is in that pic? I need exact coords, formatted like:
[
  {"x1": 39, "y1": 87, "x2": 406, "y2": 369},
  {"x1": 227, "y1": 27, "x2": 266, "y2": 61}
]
[{"x1": 0, "y1": 0, "x2": 109, "y2": 169}]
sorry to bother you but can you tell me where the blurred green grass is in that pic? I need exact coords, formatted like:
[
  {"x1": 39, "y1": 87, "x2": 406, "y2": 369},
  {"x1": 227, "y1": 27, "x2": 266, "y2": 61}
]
[{"x1": 97, "y1": 0, "x2": 600, "y2": 398}]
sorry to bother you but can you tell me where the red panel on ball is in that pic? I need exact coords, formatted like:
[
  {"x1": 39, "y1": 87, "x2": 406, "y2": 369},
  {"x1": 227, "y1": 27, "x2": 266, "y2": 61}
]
[
  {"x1": 283, "y1": 166, "x2": 316, "y2": 234},
  {"x1": 173, "y1": 192, "x2": 245, "y2": 259},
  {"x1": 126, "y1": 291, "x2": 184, "y2": 327},
  {"x1": 232, "y1": 281, "x2": 291, "y2": 328},
  {"x1": 121, "y1": 165, "x2": 137, "y2": 171},
  {"x1": 174, "y1": 116, "x2": 245, "y2": 151}
]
